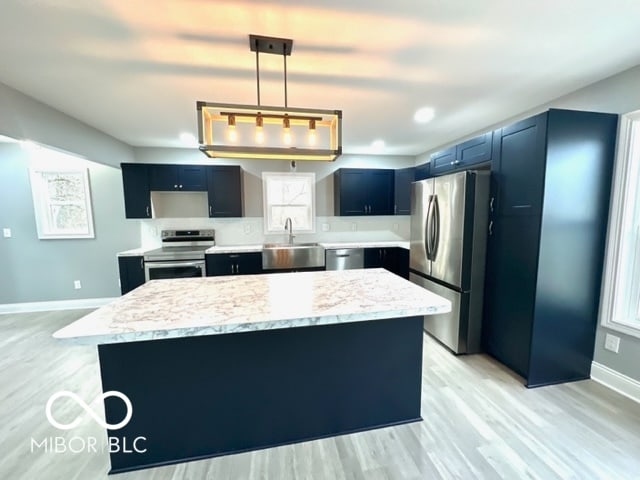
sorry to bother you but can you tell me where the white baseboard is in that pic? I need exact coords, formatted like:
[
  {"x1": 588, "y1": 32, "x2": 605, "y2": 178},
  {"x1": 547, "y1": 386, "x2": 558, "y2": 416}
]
[
  {"x1": 0, "y1": 297, "x2": 117, "y2": 315},
  {"x1": 591, "y1": 361, "x2": 640, "y2": 404}
]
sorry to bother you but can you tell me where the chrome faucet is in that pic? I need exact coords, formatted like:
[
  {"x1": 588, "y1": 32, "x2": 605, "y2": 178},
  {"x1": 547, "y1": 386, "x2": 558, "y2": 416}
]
[{"x1": 284, "y1": 217, "x2": 295, "y2": 244}]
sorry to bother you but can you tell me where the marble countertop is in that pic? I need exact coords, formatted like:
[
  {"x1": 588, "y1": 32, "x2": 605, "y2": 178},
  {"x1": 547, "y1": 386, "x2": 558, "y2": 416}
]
[
  {"x1": 54, "y1": 269, "x2": 450, "y2": 345},
  {"x1": 206, "y1": 244, "x2": 263, "y2": 254},
  {"x1": 117, "y1": 247, "x2": 152, "y2": 257}
]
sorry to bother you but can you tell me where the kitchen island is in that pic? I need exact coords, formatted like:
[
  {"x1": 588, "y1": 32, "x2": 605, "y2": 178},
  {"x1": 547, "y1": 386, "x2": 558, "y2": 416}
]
[{"x1": 55, "y1": 269, "x2": 450, "y2": 474}]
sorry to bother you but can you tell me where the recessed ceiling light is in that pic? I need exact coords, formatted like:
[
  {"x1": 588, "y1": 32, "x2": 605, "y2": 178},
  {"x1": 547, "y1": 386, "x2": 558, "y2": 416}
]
[
  {"x1": 371, "y1": 140, "x2": 385, "y2": 151},
  {"x1": 414, "y1": 107, "x2": 435, "y2": 124},
  {"x1": 179, "y1": 132, "x2": 197, "y2": 147}
]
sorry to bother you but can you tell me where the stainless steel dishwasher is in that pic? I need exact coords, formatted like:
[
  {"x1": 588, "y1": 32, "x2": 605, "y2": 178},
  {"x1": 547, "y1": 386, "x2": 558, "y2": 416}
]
[{"x1": 326, "y1": 248, "x2": 364, "y2": 270}]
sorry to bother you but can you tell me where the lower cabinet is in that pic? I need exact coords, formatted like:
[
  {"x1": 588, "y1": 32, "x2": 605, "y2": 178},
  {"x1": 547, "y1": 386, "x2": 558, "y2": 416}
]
[
  {"x1": 364, "y1": 248, "x2": 409, "y2": 279},
  {"x1": 206, "y1": 253, "x2": 262, "y2": 276},
  {"x1": 118, "y1": 256, "x2": 146, "y2": 295}
]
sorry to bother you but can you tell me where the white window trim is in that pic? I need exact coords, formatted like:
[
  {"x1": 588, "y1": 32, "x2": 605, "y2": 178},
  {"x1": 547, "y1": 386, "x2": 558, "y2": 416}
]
[
  {"x1": 599, "y1": 110, "x2": 640, "y2": 338},
  {"x1": 29, "y1": 168, "x2": 95, "y2": 240},
  {"x1": 262, "y1": 172, "x2": 316, "y2": 235}
]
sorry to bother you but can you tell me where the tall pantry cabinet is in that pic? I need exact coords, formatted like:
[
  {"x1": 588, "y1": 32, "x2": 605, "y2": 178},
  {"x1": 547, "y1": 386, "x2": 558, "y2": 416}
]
[{"x1": 483, "y1": 109, "x2": 618, "y2": 387}]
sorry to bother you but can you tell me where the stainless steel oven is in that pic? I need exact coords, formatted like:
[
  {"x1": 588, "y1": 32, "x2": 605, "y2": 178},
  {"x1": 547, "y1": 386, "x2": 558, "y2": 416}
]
[
  {"x1": 143, "y1": 229, "x2": 214, "y2": 282},
  {"x1": 145, "y1": 259, "x2": 206, "y2": 281}
]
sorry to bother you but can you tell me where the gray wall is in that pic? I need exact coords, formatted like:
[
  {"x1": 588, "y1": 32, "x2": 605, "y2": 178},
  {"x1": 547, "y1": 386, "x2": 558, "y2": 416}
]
[
  {"x1": 0, "y1": 82, "x2": 134, "y2": 168},
  {"x1": 134, "y1": 148, "x2": 415, "y2": 217},
  {"x1": 0, "y1": 81, "x2": 139, "y2": 304},
  {"x1": 416, "y1": 64, "x2": 640, "y2": 382},
  {"x1": 0, "y1": 143, "x2": 140, "y2": 303}
]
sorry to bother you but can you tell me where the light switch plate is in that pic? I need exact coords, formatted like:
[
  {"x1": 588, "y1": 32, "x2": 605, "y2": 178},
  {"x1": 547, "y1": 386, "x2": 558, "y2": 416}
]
[
  {"x1": 321, "y1": 223, "x2": 330, "y2": 232},
  {"x1": 2, "y1": 228, "x2": 11, "y2": 238},
  {"x1": 74, "y1": 280, "x2": 82, "y2": 290},
  {"x1": 351, "y1": 223, "x2": 357, "y2": 232},
  {"x1": 604, "y1": 333, "x2": 620, "y2": 353}
]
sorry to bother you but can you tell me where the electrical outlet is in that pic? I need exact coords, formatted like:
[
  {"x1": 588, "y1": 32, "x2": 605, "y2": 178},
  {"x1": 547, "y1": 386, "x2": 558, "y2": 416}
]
[
  {"x1": 604, "y1": 333, "x2": 620, "y2": 353},
  {"x1": 244, "y1": 224, "x2": 252, "y2": 234},
  {"x1": 322, "y1": 223, "x2": 330, "y2": 232},
  {"x1": 2, "y1": 228, "x2": 11, "y2": 238},
  {"x1": 351, "y1": 223, "x2": 357, "y2": 232},
  {"x1": 74, "y1": 280, "x2": 82, "y2": 290}
]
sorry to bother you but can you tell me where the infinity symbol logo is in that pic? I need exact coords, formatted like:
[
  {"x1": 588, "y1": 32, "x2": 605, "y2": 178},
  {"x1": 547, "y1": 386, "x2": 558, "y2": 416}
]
[{"x1": 45, "y1": 391, "x2": 133, "y2": 430}]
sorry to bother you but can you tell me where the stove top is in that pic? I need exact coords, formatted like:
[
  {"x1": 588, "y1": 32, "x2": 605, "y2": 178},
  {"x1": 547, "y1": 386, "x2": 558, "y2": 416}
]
[{"x1": 144, "y1": 229, "x2": 215, "y2": 261}]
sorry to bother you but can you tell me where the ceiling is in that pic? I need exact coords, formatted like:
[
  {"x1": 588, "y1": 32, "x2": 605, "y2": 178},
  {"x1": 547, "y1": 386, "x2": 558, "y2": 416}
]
[{"x1": 1, "y1": 0, "x2": 640, "y2": 156}]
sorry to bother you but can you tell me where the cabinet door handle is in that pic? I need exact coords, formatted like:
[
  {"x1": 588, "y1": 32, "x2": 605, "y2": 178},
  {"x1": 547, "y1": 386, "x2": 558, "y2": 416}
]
[
  {"x1": 179, "y1": 184, "x2": 183, "y2": 189},
  {"x1": 450, "y1": 161, "x2": 455, "y2": 166},
  {"x1": 394, "y1": 204, "x2": 397, "y2": 214},
  {"x1": 209, "y1": 205, "x2": 213, "y2": 216},
  {"x1": 236, "y1": 264, "x2": 240, "y2": 274},
  {"x1": 489, "y1": 220, "x2": 493, "y2": 236},
  {"x1": 453, "y1": 160, "x2": 461, "y2": 165},
  {"x1": 174, "y1": 184, "x2": 178, "y2": 188},
  {"x1": 490, "y1": 197, "x2": 494, "y2": 212},
  {"x1": 140, "y1": 258, "x2": 144, "y2": 269},
  {"x1": 146, "y1": 205, "x2": 150, "y2": 217}
]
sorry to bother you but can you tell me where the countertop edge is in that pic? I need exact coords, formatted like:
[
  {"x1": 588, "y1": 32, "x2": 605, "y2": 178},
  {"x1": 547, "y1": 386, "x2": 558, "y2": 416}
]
[{"x1": 53, "y1": 304, "x2": 450, "y2": 345}]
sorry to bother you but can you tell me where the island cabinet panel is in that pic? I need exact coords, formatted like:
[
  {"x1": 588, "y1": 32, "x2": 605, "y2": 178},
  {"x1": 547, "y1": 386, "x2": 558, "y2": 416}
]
[
  {"x1": 121, "y1": 163, "x2": 151, "y2": 219},
  {"x1": 150, "y1": 165, "x2": 207, "y2": 191},
  {"x1": 483, "y1": 108, "x2": 618, "y2": 387},
  {"x1": 117, "y1": 256, "x2": 146, "y2": 295},
  {"x1": 206, "y1": 166, "x2": 244, "y2": 217},
  {"x1": 98, "y1": 315, "x2": 424, "y2": 473},
  {"x1": 334, "y1": 168, "x2": 394, "y2": 216},
  {"x1": 394, "y1": 167, "x2": 415, "y2": 215},
  {"x1": 206, "y1": 252, "x2": 261, "y2": 276}
]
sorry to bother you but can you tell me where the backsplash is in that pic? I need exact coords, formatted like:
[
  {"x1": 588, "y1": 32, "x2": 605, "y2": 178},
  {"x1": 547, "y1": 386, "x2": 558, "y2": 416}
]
[{"x1": 140, "y1": 216, "x2": 410, "y2": 248}]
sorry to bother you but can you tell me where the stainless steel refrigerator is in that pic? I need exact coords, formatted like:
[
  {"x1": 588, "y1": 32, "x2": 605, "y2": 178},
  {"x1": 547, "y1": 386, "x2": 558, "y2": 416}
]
[{"x1": 409, "y1": 170, "x2": 490, "y2": 354}]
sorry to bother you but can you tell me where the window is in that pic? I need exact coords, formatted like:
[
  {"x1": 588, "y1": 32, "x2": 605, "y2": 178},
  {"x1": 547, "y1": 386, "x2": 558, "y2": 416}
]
[
  {"x1": 262, "y1": 172, "x2": 315, "y2": 234},
  {"x1": 29, "y1": 168, "x2": 95, "y2": 239},
  {"x1": 600, "y1": 110, "x2": 640, "y2": 337}
]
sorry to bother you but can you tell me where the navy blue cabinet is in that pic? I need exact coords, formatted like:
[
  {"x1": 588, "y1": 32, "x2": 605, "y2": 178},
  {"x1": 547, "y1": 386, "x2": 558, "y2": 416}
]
[
  {"x1": 483, "y1": 109, "x2": 618, "y2": 387},
  {"x1": 206, "y1": 252, "x2": 262, "y2": 276},
  {"x1": 207, "y1": 166, "x2": 243, "y2": 217},
  {"x1": 428, "y1": 132, "x2": 493, "y2": 177},
  {"x1": 334, "y1": 169, "x2": 394, "y2": 216},
  {"x1": 364, "y1": 247, "x2": 408, "y2": 278},
  {"x1": 415, "y1": 162, "x2": 431, "y2": 181},
  {"x1": 150, "y1": 165, "x2": 207, "y2": 191},
  {"x1": 118, "y1": 255, "x2": 146, "y2": 295},
  {"x1": 121, "y1": 163, "x2": 151, "y2": 219},
  {"x1": 457, "y1": 131, "x2": 493, "y2": 167},
  {"x1": 429, "y1": 146, "x2": 457, "y2": 175},
  {"x1": 394, "y1": 167, "x2": 415, "y2": 215}
]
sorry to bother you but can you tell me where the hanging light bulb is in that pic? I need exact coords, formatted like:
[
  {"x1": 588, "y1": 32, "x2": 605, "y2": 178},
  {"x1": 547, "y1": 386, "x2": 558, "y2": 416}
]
[
  {"x1": 255, "y1": 113, "x2": 265, "y2": 144},
  {"x1": 227, "y1": 115, "x2": 237, "y2": 142},
  {"x1": 308, "y1": 119, "x2": 317, "y2": 145},
  {"x1": 283, "y1": 114, "x2": 292, "y2": 145}
]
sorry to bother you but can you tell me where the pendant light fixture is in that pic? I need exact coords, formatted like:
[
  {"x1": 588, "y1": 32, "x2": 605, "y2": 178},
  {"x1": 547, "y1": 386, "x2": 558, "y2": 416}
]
[{"x1": 197, "y1": 34, "x2": 342, "y2": 161}]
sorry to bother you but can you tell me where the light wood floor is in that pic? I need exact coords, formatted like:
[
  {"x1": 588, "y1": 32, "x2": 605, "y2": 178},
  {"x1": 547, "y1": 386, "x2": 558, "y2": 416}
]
[{"x1": 1, "y1": 309, "x2": 639, "y2": 480}]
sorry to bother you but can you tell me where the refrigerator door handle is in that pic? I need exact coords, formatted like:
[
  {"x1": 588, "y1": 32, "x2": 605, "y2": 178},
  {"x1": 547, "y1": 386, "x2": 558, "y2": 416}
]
[
  {"x1": 431, "y1": 195, "x2": 440, "y2": 260},
  {"x1": 425, "y1": 195, "x2": 434, "y2": 260}
]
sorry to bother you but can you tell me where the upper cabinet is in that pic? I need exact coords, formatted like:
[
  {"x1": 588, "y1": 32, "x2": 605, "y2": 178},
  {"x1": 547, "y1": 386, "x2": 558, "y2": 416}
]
[
  {"x1": 206, "y1": 166, "x2": 244, "y2": 217},
  {"x1": 121, "y1": 163, "x2": 152, "y2": 218},
  {"x1": 415, "y1": 162, "x2": 431, "y2": 181},
  {"x1": 150, "y1": 165, "x2": 207, "y2": 191},
  {"x1": 394, "y1": 167, "x2": 415, "y2": 215},
  {"x1": 428, "y1": 132, "x2": 493, "y2": 177},
  {"x1": 120, "y1": 163, "x2": 244, "y2": 219},
  {"x1": 429, "y1": 146, "x2": 457, "y2": 175},
  {"x1": 334, "y1": 168, "x2": 394, "y2": 216}
]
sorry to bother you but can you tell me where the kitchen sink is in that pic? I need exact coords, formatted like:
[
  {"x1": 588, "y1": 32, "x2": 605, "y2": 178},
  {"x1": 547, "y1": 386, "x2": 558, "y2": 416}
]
[{"x1": 262, "y1": 242, "x2": 325, "y2": 270}]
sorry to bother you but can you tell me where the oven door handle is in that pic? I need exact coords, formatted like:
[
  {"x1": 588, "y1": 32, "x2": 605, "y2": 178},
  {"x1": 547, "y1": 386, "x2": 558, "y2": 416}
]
[{"x1": 147, "y1": 261, "x2": 204, "y2": 268}]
